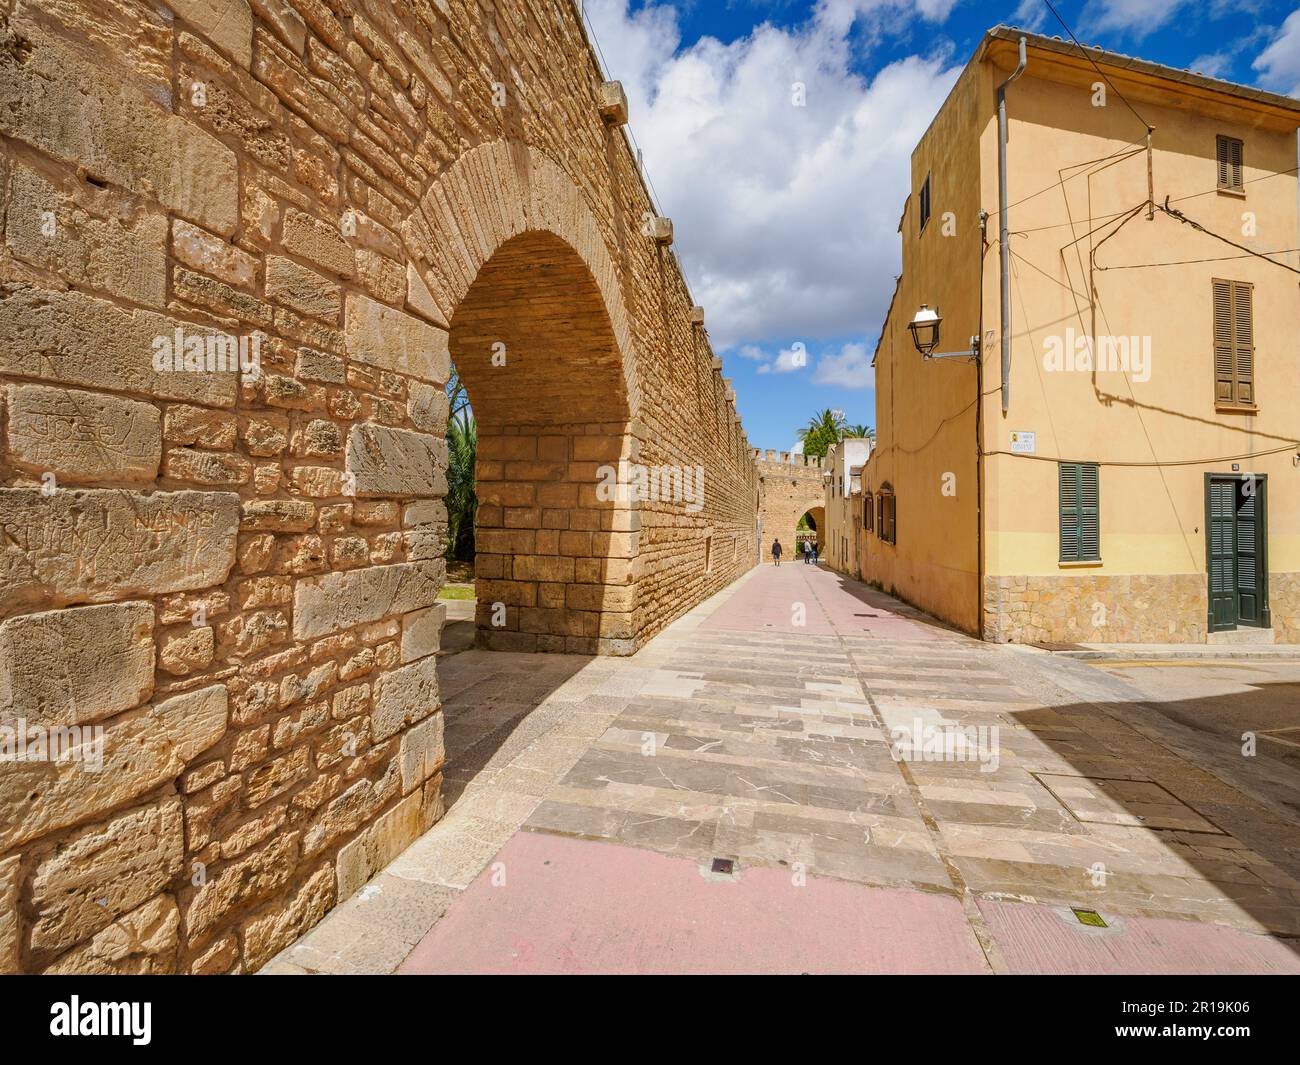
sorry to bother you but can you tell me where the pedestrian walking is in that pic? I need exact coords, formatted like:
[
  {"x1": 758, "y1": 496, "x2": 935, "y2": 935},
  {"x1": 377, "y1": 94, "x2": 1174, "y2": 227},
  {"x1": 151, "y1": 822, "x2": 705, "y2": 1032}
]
[
  {"x1": 803, "y1": 540, "x2": 812, "y2": 564},
  {"x1": 771, "y1": 539, "x2": 783, "y2": 566},
  {"x1": 811, "y1": 542, "x2": 819, "y2": 565}
]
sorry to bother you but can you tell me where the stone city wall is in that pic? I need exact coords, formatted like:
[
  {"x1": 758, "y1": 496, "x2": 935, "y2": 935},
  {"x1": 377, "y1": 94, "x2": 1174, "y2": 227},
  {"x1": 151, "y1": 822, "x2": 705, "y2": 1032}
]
[{"x1": 0, "y1": 0, "x2": 755, "y2": 974}]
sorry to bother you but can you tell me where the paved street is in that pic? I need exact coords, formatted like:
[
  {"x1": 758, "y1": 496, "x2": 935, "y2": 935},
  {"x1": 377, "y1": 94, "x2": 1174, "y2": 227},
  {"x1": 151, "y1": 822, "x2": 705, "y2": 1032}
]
[{"x1": 267, "y1": 564, "x2": 1300, "y2": 975}]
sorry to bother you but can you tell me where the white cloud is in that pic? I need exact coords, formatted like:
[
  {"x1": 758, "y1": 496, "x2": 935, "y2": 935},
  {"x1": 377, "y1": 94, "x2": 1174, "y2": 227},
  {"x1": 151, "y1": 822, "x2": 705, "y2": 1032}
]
[
  {"x1": 1082, "y1": 0, "x2": 1192, "y2": 41},
  {"x1": 811, "y1": 341, "x2": 874, "y2": 388},
  {"x1": 1254, "y1": 11, "x2": 1300, "y2": 96},
  {"x1": 584, "y1": 0, "x2": 962, "y2": 350},
  {"x1": 1190, "y1": 51, "x2": 1233, "y2": 78},
  {"x1": 1010, "y1": 0, "x2": 1049, "y2": 33}
]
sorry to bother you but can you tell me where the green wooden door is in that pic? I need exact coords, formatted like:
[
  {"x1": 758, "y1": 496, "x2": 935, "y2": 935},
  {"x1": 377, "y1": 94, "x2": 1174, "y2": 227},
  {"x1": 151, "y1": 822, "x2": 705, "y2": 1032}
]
[
  {"x1": 1206, "y1": 477, "x2": 1237, "y2": 632},
  {"x1": 1235, "y1": 479, "x2": 1262, "y2": 625}
]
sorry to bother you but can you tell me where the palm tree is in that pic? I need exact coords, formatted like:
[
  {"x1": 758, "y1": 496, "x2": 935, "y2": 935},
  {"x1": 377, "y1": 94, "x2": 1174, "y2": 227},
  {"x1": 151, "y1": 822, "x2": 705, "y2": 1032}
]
[
  {"x1": 444, "y1": 405, "x2": 477, "y2": 562},
  {"x1": 796, "y1": 408, "x2": 845, "y2": 459},
  {"x1": 844, "y1": 424, "x2": 876, "y2": 443}
]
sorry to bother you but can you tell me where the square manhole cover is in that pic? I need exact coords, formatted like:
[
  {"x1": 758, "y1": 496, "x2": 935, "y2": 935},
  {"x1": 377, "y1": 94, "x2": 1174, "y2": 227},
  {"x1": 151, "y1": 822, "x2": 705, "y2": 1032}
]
[{"x1": 1033, "y1": 773, "x2": 1224, "y2": 833}]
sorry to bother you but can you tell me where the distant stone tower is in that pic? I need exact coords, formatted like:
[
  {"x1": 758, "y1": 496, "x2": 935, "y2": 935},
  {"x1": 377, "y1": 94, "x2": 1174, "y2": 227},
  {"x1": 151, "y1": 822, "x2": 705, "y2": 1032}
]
[{"x1": 753, "y1": 450, "x2": 825, "y2": 557}]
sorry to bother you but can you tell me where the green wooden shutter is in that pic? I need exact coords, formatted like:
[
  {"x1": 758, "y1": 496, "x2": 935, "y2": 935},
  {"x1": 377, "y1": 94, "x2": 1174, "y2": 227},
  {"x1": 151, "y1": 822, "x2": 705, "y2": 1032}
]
[
  {"x1": 1232, "y1": 282, "x2": 1254, "y2": 405},
  {"x1": 1207, "y1": 478, "x2": 1237, "y2": 631},
  {"x1": 1059, "y1": 463, "x2": 1100, "y2": 562},
  {"x1": 1235, "y1": 481, "x2": 1261, "y2": 624}
]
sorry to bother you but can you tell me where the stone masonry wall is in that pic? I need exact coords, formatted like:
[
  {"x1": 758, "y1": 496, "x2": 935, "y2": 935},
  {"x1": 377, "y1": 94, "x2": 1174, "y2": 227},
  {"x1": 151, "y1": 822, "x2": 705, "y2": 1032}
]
[
  {"x1": 0, "y1": 0, "x2": 756, "y2": 974},
  {"x1": 755, "y1": 449, "x2": 824, "y2": 558}
]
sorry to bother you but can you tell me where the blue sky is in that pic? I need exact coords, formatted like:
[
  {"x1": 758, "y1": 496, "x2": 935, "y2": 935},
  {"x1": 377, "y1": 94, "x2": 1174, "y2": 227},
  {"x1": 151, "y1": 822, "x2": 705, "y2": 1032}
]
[{"x1": 583, "y1": 0, "x2": 1300, "y2": 451}]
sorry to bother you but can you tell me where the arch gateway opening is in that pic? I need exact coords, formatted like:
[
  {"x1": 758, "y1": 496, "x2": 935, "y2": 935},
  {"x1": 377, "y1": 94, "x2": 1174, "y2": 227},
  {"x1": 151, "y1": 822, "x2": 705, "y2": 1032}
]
[{"x1": 448, "y1": 230, "x2": 635, "y2": 654}]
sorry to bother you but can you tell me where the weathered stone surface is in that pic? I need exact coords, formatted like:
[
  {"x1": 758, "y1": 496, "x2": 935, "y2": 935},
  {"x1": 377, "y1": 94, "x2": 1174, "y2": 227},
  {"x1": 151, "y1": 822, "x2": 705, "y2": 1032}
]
[
  {"x1": 371, "y1": 656, "x2": 438, "y2": 743},
  {"x1": 292, "y1": 560, "x2": 444, "y2": 640},
  {"x1": 171, "y1": 219, "x2": 259, "y2": 290},
  {"x1": 266, "y1": 255, "x2": 341, "y2": 321},
  {"x1": 406, "y1": 381, "x2": 449, "y2": 434},
  {"x1": 336, "y1": 791, "x2": 422, "y2": 899},
  {"x1": 165, "y1": 0, "x2": 253, "y2": 68},
  {"x1": 5, "y1": 163, "x2": 167, "y2": 307},
  {"x1": 400, "y1": 603, "x2": 446, "y2": 663},
  {"x1": 398, "y1": 712, "x2": 444, "y2": 793},
  {"x1": 0, "y1": 489, "x2": 239, "y2": 618},
  {"x1": 0, "y1": 602, "x2": 155, "y2": 726},
  {"x1": 240, "y1": 863, "x2": 334, "y2": 970},
  {"x1": 345, "y1": 294, "x2": 449, "y2": 383},
  {"x1": 29, "y1": 798, "x2": 185, "y2": 956},
  {"x1": 0, "y1": 29, "x2": 238, "y2": 234},
  {"x1": 282, "y1": 208, "x2": 354, "y2": 278},
  {"x1": 346, "y1": 423, "x2": 447, "y2": 498},
  {"x1": 183, "y1": 831, "x2": 298, "y2": 942},
  {"x1": 4, "y1": 385, "x2": 161, "y2": 483},
  {"x1": 0, "y1": 854, "x2": 18, "y2": 975},
  {"x1": 0, "y1": 286, "x2": 239, "y2": 407},
  {"x1": 42, "y1": 894, "x2": 180, "y2": 975},
  {"x1": 0, "y1": 684, "x2": 228, "y2": 853}
]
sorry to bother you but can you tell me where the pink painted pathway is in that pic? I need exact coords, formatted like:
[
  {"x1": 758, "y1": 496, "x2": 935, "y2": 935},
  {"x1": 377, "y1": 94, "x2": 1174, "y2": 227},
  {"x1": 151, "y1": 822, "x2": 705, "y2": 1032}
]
[
  {"x1": 702, "y1": 562, "x2": 954, "y2": 640},
  {"x1": 399, "y1": 832, "x2": 991, "y2": 975}
]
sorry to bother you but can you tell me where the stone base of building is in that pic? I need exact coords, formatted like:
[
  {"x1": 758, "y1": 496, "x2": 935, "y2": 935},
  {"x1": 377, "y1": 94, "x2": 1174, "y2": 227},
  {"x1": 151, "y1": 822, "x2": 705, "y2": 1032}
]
[{"x1": 984, "y1": 572, "x2": 1300, "y2": 644}]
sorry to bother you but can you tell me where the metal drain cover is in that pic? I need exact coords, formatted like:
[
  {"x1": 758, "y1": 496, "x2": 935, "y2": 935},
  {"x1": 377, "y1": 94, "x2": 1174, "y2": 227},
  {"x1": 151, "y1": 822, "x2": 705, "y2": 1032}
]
[
  {"x1": 711, "y1": 857, "x2": 735, "y2": 876},
  {"x1": 1033, "y1": 773, "x2": 1224, "y2": 833},
  {"x1": 1072, "y1": 908, "x2": 1108, "y2": 928}
]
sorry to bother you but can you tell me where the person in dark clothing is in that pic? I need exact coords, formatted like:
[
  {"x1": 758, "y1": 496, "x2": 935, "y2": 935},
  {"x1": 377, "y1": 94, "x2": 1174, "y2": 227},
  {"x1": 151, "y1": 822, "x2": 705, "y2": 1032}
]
[{"x1": 771, "y1": 539, "x2": 783, "y2": 566}]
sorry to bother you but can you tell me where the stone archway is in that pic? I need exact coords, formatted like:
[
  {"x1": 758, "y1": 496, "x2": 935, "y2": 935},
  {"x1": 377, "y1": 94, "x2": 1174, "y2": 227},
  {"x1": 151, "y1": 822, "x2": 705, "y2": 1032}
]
[{"x1": 401, "y1": 141, "x2": 640, "y2": 654}]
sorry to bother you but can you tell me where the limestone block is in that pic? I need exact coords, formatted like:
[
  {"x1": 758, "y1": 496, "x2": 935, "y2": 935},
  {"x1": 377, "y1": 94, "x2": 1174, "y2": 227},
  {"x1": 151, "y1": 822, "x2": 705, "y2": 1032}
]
[
  {"x1": 345, "y1": 294, "x2": 449, "y2": 383},
  {"x1": 400, "y1": 603, "x2": 446, "y2": 663},
  {"x1": 651, "y1": 216, "x2": 674, "y2": 245},
  {"x1": 171, "y1": 219, "x2": 259, "y2": 290},
  {"x1": 5, "y1": 163, "x2": 167, "y2": 308},
  {"x1": 398, "y1": 712, "x2": 444, "y2": 794},
  {"x1": 0, "y1": 854, "x2": 18, "y2": 975},
  {"x1": 335, "y1": 791, "x2": 422, "y2": 899},
  {"x1": 371, "y1": 656, "x2": 438, "y2": 743},
  {"x1": 406, "y1": 381, "x2": 449, "y2": 434},
  {"x1": 266, "y1": 255, "x2": 341, "y2": 321},
  {"x1": 598, "y1": 80, "x2": 628, "y2": 125},
  {"x1": 183, "y1": 831, "x2": 298, "y2": 942},
  {"x1": 0, "y1": 684, "x2": 228, "y2": 853},
  {"x1": 42, "y1": 894, "x2": 180, "y2": 975},
  {"x1": 346, "y1": 423, "x2": 447, "y2": 498},
  {"x1": 292, "y1": 560, "x2": 444, "y2": 640},
  {"x1": 0, "y1": 601, "x2": 154, "y2": 727},
  {"x1": 29, "y1": 798, "x2": 185, "y2": 956},
  {"x1": 0, "y1": 489, "x2": 239, "y2": 618},
  {"x1": 167, "y1": 0, "x2": 254, "y2": 67},
  {"x1": 0, "y1": 29, "x2": 237, "y2": 233},
  {"x1": 282, "y1": 208, "x2": 354, "y2": 278},
  {"x1": 0, "y1": 286, "x2": 238, "y2": 407},
  {"x1": 240, "y1": 863, "x2": 334, "y2": 970}
]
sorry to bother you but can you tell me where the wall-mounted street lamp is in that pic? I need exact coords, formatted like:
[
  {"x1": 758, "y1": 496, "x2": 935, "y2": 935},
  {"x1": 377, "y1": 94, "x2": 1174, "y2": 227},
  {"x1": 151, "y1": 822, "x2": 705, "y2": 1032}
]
[{"x1": 907, "y1": 305, "x2": 979, "y2": 361}]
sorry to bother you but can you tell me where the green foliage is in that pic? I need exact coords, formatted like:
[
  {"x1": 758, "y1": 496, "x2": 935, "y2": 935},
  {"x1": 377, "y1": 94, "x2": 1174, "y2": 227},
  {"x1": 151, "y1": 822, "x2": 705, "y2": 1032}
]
[
  {"x1": 796, "y1": 408, "x2": 845, "y2": 459},
  {"x1": 445, "y1": 372, "x2": 477, "y2": 562}
]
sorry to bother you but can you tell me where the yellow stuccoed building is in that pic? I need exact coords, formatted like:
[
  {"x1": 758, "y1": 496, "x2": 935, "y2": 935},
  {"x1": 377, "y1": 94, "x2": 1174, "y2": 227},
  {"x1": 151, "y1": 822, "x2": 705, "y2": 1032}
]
[{"x1": 862, "y1": 26, "x2": 1300, "y2": 646}]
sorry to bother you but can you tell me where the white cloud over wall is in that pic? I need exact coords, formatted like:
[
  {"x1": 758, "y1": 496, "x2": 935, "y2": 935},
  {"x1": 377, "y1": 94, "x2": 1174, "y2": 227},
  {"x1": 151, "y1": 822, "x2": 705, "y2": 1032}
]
[{"x1": 583, "y1": 0, "x2": 962, "y2": 352}]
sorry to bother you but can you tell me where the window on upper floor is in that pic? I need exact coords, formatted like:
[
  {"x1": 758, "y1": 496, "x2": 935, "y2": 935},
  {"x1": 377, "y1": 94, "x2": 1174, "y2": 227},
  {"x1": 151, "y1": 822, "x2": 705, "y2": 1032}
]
[
  {"x1": 1212, "y1": 278, "x2": 1255, "y2": 409},
  {"x1": 1216, "y1": 135, "x2": 1244, "y2": 193},
  {"x1": 919, "y1": 173, "x2": 932, "y2": 232}
]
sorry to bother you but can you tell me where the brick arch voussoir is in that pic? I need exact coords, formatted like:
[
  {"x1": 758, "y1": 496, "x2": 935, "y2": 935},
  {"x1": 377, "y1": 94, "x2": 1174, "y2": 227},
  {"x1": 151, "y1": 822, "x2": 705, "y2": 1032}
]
[{"x1": 402, "y1": 140, "x2": 641, "y2": 419}]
